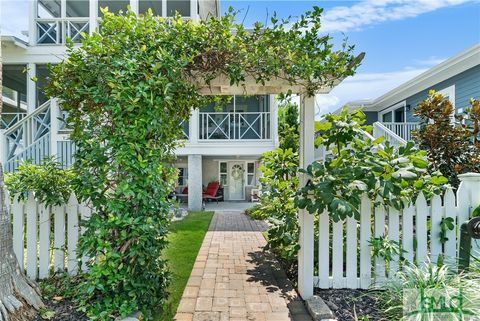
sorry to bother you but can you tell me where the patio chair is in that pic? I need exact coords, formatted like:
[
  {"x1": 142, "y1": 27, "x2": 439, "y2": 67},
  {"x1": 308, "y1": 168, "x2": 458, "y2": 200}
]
[{"x1": 202, "y1": 182, "x2": 222, "y2": 203}]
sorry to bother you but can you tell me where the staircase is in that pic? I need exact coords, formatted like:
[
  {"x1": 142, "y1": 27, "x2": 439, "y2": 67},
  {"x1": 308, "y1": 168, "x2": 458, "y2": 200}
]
[
  {"x1": 0, "y1": 99, "x2": 74, "y2": 171},
  {"x1": 372, "y1": 121, "x2": 419, "y2": 148}
]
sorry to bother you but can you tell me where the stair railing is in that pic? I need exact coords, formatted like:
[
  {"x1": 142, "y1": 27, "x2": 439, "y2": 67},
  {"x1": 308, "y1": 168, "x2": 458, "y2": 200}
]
[{"x1": 372, "y1": 121, "x2": 407, "y2": 148}]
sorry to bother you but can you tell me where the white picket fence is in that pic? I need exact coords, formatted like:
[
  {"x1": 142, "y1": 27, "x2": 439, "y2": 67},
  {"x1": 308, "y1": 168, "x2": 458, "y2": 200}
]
[
  {"x1": 9, "y1": 192, "x2": 91, "y2": 280},
  {"x1": 315, "y1": 174, "x2": 480, "y2": 289}
]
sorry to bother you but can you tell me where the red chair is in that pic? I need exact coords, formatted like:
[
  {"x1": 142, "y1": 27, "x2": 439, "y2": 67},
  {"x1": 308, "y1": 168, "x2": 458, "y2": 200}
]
[{"x1": 202, "y1": 182, "x2": 221, "y2": 203}]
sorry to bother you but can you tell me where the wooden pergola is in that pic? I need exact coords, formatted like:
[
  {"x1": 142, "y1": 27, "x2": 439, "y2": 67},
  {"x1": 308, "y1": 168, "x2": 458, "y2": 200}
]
[{"x1": 194, "y1": 75, "x2": 343, "y2": 299}]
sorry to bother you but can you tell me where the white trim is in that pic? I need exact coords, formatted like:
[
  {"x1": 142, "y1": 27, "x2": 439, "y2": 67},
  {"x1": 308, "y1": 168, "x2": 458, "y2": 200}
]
[
  {"x1": 379, "y1": 100, "x2": 406, "y2": 121},
  {"x1": 437, "y1": 84, "x2": 456, "y2": 108}
]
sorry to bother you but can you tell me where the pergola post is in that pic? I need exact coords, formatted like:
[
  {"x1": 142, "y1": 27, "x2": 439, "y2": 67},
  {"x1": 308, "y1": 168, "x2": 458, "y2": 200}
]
[{"x1": 298, "y1": 94, "x2": 315, "y2": 299}]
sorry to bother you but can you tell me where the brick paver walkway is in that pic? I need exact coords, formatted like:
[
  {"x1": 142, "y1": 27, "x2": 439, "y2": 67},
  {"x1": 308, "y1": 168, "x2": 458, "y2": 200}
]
[{"x1": 174, "y1": 211, "x2": 312, "y2": 321}]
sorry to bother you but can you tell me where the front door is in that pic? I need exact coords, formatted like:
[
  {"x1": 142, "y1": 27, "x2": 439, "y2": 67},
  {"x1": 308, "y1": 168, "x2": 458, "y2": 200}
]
[{"x1": 229, "y1": 162, "x2": 245, "y2": 200}]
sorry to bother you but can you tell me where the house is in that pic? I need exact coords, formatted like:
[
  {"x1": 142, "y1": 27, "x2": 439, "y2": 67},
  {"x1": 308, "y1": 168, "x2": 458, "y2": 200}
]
[
  {"x1": 348, "y1": 44, "x2": 480, "y2": 146},
  {"x1": 0, "y1": 0, "x2": 279, "y2": 211}
]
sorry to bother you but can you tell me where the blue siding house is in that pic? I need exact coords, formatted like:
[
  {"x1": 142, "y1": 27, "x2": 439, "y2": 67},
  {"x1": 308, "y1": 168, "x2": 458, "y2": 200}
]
[{"x1": 349, "y1": 44, "x2": 480, "y2": 145}]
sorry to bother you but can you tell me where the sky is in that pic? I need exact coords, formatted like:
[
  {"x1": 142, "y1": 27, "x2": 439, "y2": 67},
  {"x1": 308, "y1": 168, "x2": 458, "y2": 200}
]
[{"x1": 1, "y1": 0, "x2": 480, "y2": 116}]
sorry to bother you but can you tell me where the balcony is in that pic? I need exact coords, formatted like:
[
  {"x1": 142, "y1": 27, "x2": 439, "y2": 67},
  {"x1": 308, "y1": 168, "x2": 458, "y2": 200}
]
[{"x1": 199, "y1": 112, "x2": 271, "y2": 141}]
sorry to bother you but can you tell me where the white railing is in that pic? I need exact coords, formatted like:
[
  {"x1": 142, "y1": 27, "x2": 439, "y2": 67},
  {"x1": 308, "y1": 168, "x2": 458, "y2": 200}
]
[
  {"x1": 1, "y1": 112, "x2": 27, "y2": 129},
  {"x1": 381, "y1": 122, "x2": 420, "y2": 141},
  {"x1": 1, "y1": 99, "x2": 76, "y2": 171},
  {"x1": 36, "y1": 18, "x2": 89, "y2": 45},
  {"x1": 8, "y1": 192, "x2": 90, "y2": 279},
  {"x1": 3, "y1": 100, "x2": 52, "y2": 166},
  {"x1": 314, "y1": 175, "x2": 479, "y2": 289},
  {"x1": 373, "y1": 121, "x2": 406, "y2": 148},
  {"x1": 199, "y1": 112, "x2": 271, "y2": 140}
]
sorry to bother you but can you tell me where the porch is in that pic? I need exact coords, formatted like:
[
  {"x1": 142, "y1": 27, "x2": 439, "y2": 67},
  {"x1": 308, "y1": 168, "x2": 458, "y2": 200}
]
[{"x1": 174, "y1": 156, "x2": 262, "y2": 211}]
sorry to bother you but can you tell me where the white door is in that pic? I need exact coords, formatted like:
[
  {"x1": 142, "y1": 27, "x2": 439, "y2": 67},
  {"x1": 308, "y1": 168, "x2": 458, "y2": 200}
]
[{"x1": 229, "y1": 162, "x2": 245, "y2": 200}]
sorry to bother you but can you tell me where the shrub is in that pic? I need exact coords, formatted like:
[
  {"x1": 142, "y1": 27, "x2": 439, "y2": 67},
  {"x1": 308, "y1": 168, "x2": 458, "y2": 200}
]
[
  {"x1": 413, "y1": 92, "x2": 480, "y2": 188},
  {"x1": 297, "y1": 108, "x2": 447, "y2": 222},
  {"x1": 259, "y1": 148, "x2": 299, "y2": 265},
  {"x1": 5, "y1": 157, "x2": 75, "y2": 206},
  {"x1": 244, "y1": 204, "x2": 266, "y2": 220},
  {"x1": 374, "y1": 260, "x2": 480, "y2": 320}
]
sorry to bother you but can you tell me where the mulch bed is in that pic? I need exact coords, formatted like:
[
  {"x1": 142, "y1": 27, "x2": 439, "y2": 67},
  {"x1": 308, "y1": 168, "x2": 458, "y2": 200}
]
[
  {"x1": 32, "y1": 298, "x2": 88, "y2": 321},
  {"x1": 315, "y1": 288, "x2": 388, "y2": 321}
]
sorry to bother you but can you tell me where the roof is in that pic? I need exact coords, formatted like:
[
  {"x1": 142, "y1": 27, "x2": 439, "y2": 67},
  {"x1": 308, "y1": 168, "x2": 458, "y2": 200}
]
[
  {"x1": 345, "y1": 44, "x2": 480, "y2": 113},
  {"x1": 0, "y1": 35, "x2": 28, "y2": 49}
]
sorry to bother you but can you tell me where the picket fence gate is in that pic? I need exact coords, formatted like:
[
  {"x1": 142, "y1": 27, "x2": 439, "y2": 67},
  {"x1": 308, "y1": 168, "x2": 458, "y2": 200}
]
[
  {"x1": 8, "y1": 192, "x2": 91, "y2": 280},
  {"x1": 315, "y1": 174, "x2": 480, "y2": 289}
]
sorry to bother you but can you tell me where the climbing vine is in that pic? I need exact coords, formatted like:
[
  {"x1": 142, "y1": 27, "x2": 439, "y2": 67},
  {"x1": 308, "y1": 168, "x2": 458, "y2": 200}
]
[{"x1": 47, "y1": 7, "x2": 361, "y2": 320}]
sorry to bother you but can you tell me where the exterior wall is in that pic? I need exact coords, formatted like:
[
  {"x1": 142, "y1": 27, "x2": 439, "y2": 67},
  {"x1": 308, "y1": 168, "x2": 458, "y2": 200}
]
[
  {"x1": 364, "y1": 111, "x2": 378, "y2": 125},
  {"x1": 376, "y1": 65, "x2": 480, "y2": 122}
]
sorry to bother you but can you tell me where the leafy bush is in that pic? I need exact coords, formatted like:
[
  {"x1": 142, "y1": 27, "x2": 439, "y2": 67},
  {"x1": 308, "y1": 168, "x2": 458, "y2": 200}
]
[
  {"x1": 278, "y1": 97, "x2": 299, "y2": 152},
  {"x1": 413, "y1": 92, "x2": 480, "y2": 188},
  {"x1": 244, "y1": 204, "x2": 266, "y2": 220},
  {"x1": 5, "y1": 158, "x2": 75, "y2": 206},
  {"x1": 297, "y1": 108, "x2": 447, "y2": 222},
  {"x1": 259, "y1": 148, "x2": 300, "y2": 265}
]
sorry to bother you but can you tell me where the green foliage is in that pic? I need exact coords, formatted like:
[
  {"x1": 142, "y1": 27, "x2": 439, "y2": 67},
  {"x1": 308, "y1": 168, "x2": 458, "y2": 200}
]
[
  {"x1": 369, "y1": 235, "x2": 403, "y2": 263},
  {"x1": 297, "y1": 108, "x2": 447, "y2": 222},
  {"x1": 244, "y1": 204, "x2": 266, "y2": 220},
  {"x1": 374, "y1": 261, "x2": 480, "y2": 320},
  {"x1": 46, "y1": 7, "x2": 361, "y2": 320},
  {"x1": 278, "y1": 96, "x2": 299, "y2": 152},
  {"x1": 258, "y1": 149, "x2": 300, "y2": 264},
  {"x1": 439, "y1": 217, "x2": 455, "y2": 244},
  {"x1": 5, "y1": 158, "x2": 75, "y2": 207},
  {"x1": 413, "y1": 92, "x2": 480, "y2": 188}
]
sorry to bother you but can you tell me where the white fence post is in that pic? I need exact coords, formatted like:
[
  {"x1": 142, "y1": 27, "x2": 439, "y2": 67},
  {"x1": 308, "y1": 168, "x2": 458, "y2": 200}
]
[
  {"x1": 298, "y1": 94, "x2": 315, "y2": 299},
  {"x1": 458, "y1": 173, "x2": 480, "y2": 257}
]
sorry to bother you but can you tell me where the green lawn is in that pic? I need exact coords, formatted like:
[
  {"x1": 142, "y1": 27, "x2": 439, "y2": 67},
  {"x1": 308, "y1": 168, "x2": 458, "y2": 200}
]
[{"x1": 154, "y1": 211, "x2": 214, "y2": 321}]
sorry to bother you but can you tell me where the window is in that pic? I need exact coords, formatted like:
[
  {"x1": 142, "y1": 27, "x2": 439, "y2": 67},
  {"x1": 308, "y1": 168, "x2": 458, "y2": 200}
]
[
  {"x1": 66, "y1": 0, "x2": 89, "y2": 17},
  {"x1": 246, "y1": 162, "x2": 255, "y2": 186},
  {"x1": 139, "y1": 0, "x2": 163, "y2": 16},
  {"x1": 178, "y1": 167, "x2": 188, "y2": 186},
  {"x1": 98, "y1": 0, "x2": 129, "y2": 15},
  {"x1": 379, "y1": 101, "x2": 406, "y2": 124},
  {"x1": 167, "y1": 0, "x2": 190, "y2": 16},
  {"x1": 219, "y1": 162, "x2": 227, "y2": 186}
]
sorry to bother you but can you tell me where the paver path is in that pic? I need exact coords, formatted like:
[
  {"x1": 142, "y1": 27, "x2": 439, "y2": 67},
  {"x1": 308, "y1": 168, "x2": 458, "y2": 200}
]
[{"x1": 174, "y1": 211, "x2": 312, "y2": 321}]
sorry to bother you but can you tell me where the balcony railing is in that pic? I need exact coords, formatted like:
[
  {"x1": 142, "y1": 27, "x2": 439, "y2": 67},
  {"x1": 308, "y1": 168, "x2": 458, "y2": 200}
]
[
  {"x1": 36, "y1": 18, "x2": 89, "y2": 44},
  {"x1": 199, "y1": 112, "x2": 271, "y2": 140},
  {"x1": 381, "y1": 122, "x2": 420, "y2": 141}
]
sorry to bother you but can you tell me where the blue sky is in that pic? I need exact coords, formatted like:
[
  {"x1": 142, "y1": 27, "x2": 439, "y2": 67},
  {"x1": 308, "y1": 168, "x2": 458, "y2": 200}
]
[{"x1": 1, "y1": 0, "x2": 480, "y2": 115}]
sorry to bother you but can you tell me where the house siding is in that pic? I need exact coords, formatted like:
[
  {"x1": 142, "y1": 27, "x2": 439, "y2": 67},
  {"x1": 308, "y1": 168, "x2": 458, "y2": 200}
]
[
  {"x1": 376, "y1": 65, "x2": 480, "y2": 122},
  {"x1": 404, "y1": 65, "x2": 480, "y2": 122}
]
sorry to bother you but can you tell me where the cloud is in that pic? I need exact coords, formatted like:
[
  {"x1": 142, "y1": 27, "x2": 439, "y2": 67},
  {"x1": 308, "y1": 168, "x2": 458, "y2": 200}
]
[
  {"x1": 414, "y1": 56, "x2": 447, "y2": 66},
  {"x1": 321, "y1": 0, "x2": 470, "y2": 33},
  {"x1": 1, "y1": 0, "x2": 29, "y2": 40},
  {"x1": 315, "y1": 68, "x2": 428, "y2": 117}
]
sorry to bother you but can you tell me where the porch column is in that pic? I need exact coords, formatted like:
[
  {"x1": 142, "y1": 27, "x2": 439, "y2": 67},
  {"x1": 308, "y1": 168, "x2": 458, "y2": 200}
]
[
  {"x1": 298, "y1": 94, "x2": 315, "y2": 299},
  {"x1": 188, "y1": 154, "x2": 203, "y2": 211},
  {"x1": 26, "y1": 63, "x2": 36, "y2": 113}
]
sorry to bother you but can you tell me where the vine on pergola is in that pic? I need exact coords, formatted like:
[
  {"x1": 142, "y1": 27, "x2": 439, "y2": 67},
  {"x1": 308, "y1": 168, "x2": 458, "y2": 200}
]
[{"x1": 47, "y1": 6, "x2": 362, "y2": 320}]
